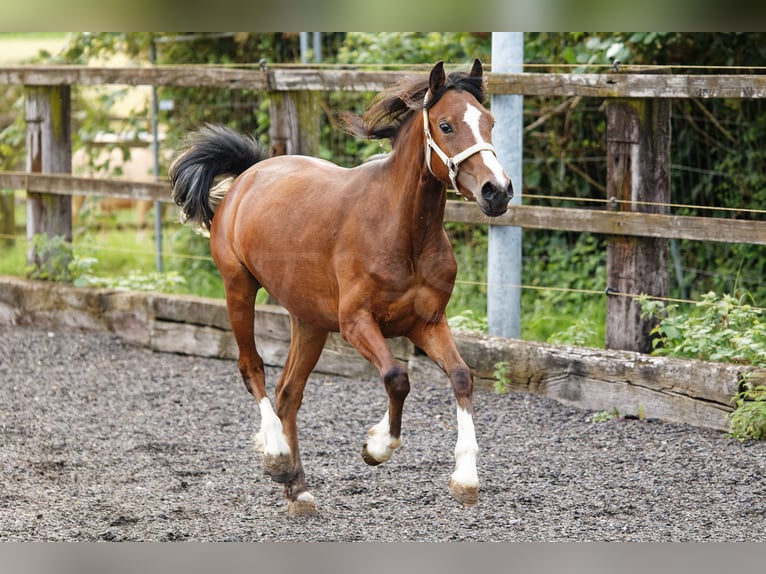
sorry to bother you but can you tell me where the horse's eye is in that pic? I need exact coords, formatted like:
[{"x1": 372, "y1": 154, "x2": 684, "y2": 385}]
[{"x1": 439, "y1": 122, "x2": 452, "y2": 134}]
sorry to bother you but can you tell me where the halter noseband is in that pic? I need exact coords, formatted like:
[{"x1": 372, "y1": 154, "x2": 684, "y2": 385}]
[{"x1": 422, "y1": 92, "x2": 498, "y2": 194}]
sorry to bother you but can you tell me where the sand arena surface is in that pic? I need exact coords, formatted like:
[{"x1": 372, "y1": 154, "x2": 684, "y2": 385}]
[{"x1": 1, "y1": 324, "x2": 765, "y2": 541}]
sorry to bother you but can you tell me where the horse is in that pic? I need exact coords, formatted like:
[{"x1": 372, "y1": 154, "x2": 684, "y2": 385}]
[{"x1": 169, "y1": 59, "x2": 512, "y2": 516}]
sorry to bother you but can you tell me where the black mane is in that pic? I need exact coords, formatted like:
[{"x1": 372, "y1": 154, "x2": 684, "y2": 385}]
[{"x1": 341, "y1": 68, "x2": 485, "y2": 142}]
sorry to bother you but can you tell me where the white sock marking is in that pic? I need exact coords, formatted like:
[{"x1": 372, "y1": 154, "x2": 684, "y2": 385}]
[
  {"x1": 253, "y1": 397, "x2": 291, "y2": 457},
  {"x1": 463, "y1": 103, "x2": 510, "y2": 186},
  {"x1": 365, "y1": 410, "x2": 401, "y2": 462},
  {"x1": 451, "y1": 406, "x2": 479, "y2": 488},
  {"x1": 296, "y1": 491, "x2": 315, "y2": 503}
]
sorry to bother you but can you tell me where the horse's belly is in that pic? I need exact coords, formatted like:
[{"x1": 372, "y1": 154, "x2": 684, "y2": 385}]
[
  {"x1": 285, "y1": 297, "x2": 341, "y2": 331},
  {"x1": 253, "y1": 262, "x2": 341, "y2": 329}
]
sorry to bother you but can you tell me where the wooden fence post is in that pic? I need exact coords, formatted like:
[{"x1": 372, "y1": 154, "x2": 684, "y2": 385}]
[
  {"x1": 24, "y1": 84, "x2": 72, "y2": 271},
  {"x1": 268, "y1": 91, "x2": 320, "y2": 157},
  {"x1": 0, "y1": 191, "x2": 13, "y2": 247},
  {"x1": 605, "y1": 98, "x2": 670, "y2": 353},
  {"x1": 265, "y1": 90, "x2": 319, "y2": 306}
]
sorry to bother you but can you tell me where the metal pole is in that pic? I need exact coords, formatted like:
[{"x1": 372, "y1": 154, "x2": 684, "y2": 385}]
[
  {"x1": 300, "y1": 32, "x2": 309, "y2": 63},
  {"x1": 312, "y1": 32, "x2": 322, "y2": 63},
  {"x1": 488, "y1": 32, "x2": 523, "y2": 338},
  {"x1": 150, "y1": 39, "x2": 163, "y2": 272}
]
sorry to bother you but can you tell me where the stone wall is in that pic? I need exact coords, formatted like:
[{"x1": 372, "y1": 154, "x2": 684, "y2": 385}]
[{"x1": 3, "y1": 275, "x2": 763, "y2": 432}]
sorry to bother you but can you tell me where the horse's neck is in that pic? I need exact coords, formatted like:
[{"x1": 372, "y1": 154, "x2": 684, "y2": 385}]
[{"x1": 385, "y1": 138, "x2": 448, "y2": 256}]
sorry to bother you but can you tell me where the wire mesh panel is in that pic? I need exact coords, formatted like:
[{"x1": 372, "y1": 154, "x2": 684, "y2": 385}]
[{"x1": 669, "y1": 98, "x2": 766, "y2": 300}]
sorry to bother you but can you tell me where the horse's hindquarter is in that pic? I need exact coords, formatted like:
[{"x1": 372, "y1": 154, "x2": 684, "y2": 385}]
[
  {"x1": 213, "y1": 157, "x2": 344, "y2": 328},
  {"x1": 216, "y1": 155, "x2": 457, "y2": 336}
]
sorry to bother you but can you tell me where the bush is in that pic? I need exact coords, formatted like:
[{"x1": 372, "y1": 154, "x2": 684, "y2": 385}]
[
  {"x1": 26, "y1": 232, "x2": 186, "y2": 294},
  {"x1": 639, "y1": 291, "x2": 766, "y2": 367},
  {"x1": 26, "y1": 234, "x2": 75, "y2": 282},
  {"x1": 639, "y1": 291, "x2": 766, "y2": 441},
  {"x1": 729, "y1": 379, "x2": 766, "y2": 442}
]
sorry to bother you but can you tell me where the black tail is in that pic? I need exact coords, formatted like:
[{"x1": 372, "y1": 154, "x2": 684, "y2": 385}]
[{"x1": 169, "y1": 123, "x2": 267, "y2": 231}]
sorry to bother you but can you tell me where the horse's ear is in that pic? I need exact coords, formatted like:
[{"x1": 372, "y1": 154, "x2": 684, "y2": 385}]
[
  {"x1": 428, "y1": 61, "x2": 446, "y2": 96},
  {"x1": 469, "y1": 58, "x2": 483, "y2": 79}
]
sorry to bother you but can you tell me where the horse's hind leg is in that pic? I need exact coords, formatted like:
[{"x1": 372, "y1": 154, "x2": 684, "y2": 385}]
[
  {"x1": 409, "y1": 318, "x2": 479, "y2": 506},
  {"x1": 221, "y1": 266, "x2": 293, "y2": 482},
  {"x1": 274, "y1": 316, "x2": 328, "y2": 516}
]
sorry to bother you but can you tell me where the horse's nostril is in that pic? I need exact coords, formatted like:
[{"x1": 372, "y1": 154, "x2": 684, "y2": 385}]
[
  {"x1": 481, "y1": 182, "x2": 513, "y2": 203},
  {"x1": 481, "y1": 182, "x2": 498, "y2": 200}
]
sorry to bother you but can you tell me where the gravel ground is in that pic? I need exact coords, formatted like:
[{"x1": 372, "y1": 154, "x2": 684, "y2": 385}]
[{"x1": 1, "y1": 323, "x2": 765, "y2": 542}]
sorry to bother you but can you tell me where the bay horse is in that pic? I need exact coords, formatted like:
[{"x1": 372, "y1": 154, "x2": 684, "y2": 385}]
[{"x1": 170, "y1": 59, "x2": 512, "y2": 516}]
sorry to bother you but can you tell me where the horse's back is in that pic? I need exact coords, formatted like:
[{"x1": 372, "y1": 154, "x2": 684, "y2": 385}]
[
  {"x1": 242, "y1": 154, "x2": 345, "y2": 193},
  {"x1": 220, "y1": 154, "x2": 386, "y2": 233}
]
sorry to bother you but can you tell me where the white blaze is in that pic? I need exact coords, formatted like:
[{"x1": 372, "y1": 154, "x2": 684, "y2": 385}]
[{"x1": 463, "y1": 102, "x2": 509, "y2": 186}]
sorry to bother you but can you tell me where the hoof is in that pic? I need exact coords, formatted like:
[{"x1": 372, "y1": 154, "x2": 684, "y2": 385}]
[
  {"x1": 263, "y1": 453, "x2": 296, "y2": 484},
  {"x1": 287, "y1": 494, "x2": 318, "y2": 517},
  {"x1": 361, "y1": 444, "x2": 384, "y2": 466},
  {"x1": 449, "y1": 479, "x2": 479, "y2": 507}
]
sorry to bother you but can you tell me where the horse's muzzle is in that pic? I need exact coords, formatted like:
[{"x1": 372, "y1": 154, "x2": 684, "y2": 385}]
[{"x1": 478, "y1": 181, "x2": 513, "y2": 217}]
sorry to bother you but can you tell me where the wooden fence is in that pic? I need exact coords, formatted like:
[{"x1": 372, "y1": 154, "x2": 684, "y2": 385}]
[{"x1": 2, "y1": 64, "x2": 766, "y2": 353}]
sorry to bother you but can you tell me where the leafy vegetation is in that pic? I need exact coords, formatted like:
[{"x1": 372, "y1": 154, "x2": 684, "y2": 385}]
[
  {"x1": 729, "y1": 377, "x2": 766, "y2": 442},
  {"x1": 25, "y1": 234, "x2": 75, "y2": 282},
  {"x1": 447, "y1": 309, "x2": 488, "y2": 334},
  {"x1": 639, "y1": 291, "x2": 766, "y2": 441},
  {"x1": 588, "y1": 405, "x2": 646, "y2": 423},
  {"x1": 23, "y1": 232, "x2": 186, "y2": 293},
  {"x1": 589, "y1": 408, "x2": 621, "y2": 423},
  {"x1": 639, "y1": 292, "x2": 766, "y2": 367},
  {"x1": 522, "y1": 232, "x2": 606, "y2": 346},
  {"x1": 492, "y1": 361, "x2": 511, "y2": 395}
]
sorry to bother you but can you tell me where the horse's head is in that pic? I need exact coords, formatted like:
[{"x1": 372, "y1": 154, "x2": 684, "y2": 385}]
[{"x1": 423, "y1": 59, "x2": 513, "y2": 217}]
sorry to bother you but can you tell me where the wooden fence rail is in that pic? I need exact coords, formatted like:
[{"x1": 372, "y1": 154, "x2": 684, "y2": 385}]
[
  {"x1": 2, "y1": 65, "x2": 766, "y2": 98},
  {"x1": 1, "y1": 171, "x2": 764, "y2": 246},
  {"x1": 2, "y1": 64, "x2": 766, "y2": 353}
]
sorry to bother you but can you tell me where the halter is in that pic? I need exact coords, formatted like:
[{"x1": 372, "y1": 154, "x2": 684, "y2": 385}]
[{"x1": 422, "y1": 92, "x2": 498, "y2": 194}]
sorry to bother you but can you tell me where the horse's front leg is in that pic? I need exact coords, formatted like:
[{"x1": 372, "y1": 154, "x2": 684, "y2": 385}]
[
  {"x1": 340, "y1": 312, "x2": 409, "y2": 466},
  {"x1": 410, "y1": 319, "x2": 479, "y2": 506}
]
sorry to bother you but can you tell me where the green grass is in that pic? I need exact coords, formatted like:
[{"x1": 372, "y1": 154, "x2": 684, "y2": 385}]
[
  {"x1": 1, "y1": 193, "x2": 224, "y2": 298},
  {"x1": 1, "y1": 190, "x2": 27, "y2": 276},
  {"x1": 0, "y1": 237, "x2": 26, "y2": 276},
  {"x1": 76, "y1": 229, "x2": 157, "y2": 276},
  {"x1": 524, "y1": 295, "x2": 605, "y2": 346}
]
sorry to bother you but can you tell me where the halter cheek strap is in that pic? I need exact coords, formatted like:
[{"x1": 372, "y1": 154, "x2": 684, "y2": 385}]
[{"x1": 422, "y1": 92, "x2": 498, "y2": 193}]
